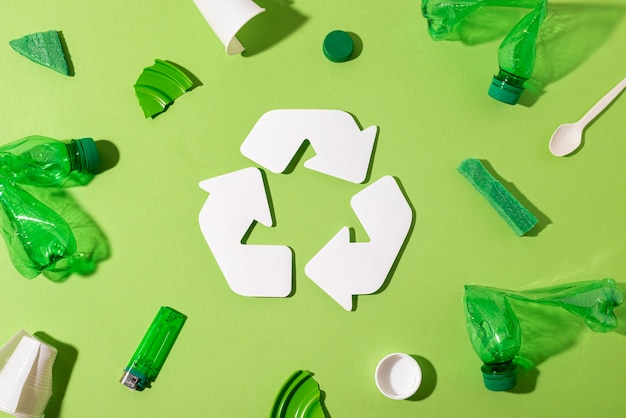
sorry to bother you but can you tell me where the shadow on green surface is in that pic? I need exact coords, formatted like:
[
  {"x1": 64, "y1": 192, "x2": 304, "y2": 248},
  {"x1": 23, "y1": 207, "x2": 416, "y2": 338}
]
[
  {"x1": 167, "y1": 60, "x2": 203, "y2": 91},
  {"x1": 239, "y1": 0, "x2": 308, "y2": 57},
  {"x1": 408, "y1": 355, "x2": 437, "y2": 401},
  {"x1": 521, "y1": 3, "x2": 625, "y2": 106},
  {"x1": 508, "y1": 301, "x2": 586, "y2": 393},
  {"x1": 319, "y1": 389, "x2": 332, "y2": 417},
  {"x1": 34, "y1": 332, "x2": 78, "y2": 418},
  {"x1": 346, "y1": 32, "x2": 363, "y2": 60},
  {"x1": 94, "y1": 139, "x2": 120, "y2": 174},
  {"x1": 57, "y1": 31, "x2": 74, "y2": 77},
  {"x1": 479, "y1": 160, "x2": 551, "y2": 237}
]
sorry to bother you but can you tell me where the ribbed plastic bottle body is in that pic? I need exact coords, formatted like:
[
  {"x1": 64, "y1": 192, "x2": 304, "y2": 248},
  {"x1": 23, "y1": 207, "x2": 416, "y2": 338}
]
[
  {"x1": 421, "y1": 0, "x2": 542, "y2": 40},
  {"x1": 464, "y1": 285, "x2": 521, "y2": 391},
  {"x1": 0, "y1": 181, "x2": 76, "y2": 278},
  {"x1": 123, "y1": 307, "x2": 187, "y2": 390},
  {"x1": 0, "y1": 136, "x2": 98, "y2": 187}
]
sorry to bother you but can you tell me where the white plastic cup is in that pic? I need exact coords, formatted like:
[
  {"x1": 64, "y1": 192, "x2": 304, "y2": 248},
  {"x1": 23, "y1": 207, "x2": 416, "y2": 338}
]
[
  {"x1": 192, "y1": 0, "x2": 265, "y2": 54},
  {"x1": 0, "y1": 330, "x2": 57, "y2": 418},
  {"x1": 375, "y1": 352, "x2": 422, "y2": 400}
]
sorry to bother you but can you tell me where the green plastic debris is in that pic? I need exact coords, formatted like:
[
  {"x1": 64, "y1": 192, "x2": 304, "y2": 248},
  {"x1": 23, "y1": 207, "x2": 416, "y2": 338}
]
[
  {"x1": 133, "y1": 59, "x2": 194, "y2": 118},
  {"x1": 121, "y1": 306, "x2": 187, "y2": 391},
  {"x1": 421, "y1": 0, "x2": 548, "y2": 104},
  {"x1": 458, "y1": 158, "x2": 538, "y2": 236},
  {"x1": 270, "y1": 370, "x2": 327, "y2": 418},
  {"x1": 464, "y1": 279, "x2": 623, "y2": 391},
  {"x1": 0, "y1": 180, "x2": 77, "y2": 279},
  {"x1": 9, "y1": 30, "x2": 69, "y2": 75},
  {"x1": 0, "y1": 135, "x2": 99, "y2": 187},
  {"x1": 323, "y1": 30, "x2": 354, "y2": 63}
]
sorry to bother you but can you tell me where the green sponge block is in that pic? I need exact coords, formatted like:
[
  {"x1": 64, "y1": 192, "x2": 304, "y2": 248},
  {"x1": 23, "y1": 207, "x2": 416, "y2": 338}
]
[
  {"x1": 9, "y1": 30, "x2": 69, "y2": 75},
  {"x1": 458, "y1": 158, "x2": 537, "y2": 236}
]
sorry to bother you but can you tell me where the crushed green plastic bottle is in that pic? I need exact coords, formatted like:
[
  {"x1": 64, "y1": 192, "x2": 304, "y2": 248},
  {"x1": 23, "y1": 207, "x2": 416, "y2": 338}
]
[
  {"x1": 0, "y1": 180, "x2": 77, "y2": 279},
  {"x1": 421, "y1": 0, "x2": 547, "y2": 104},
  {"x1": 489, "y1": 0, "x2": 547, "y2": 104},
  {"x1": 26, "y1": 186, "x2": 110, "y2": 281},
  {"x1": 464, "y1": 279, "x2": 623, "y2": 391},
  {"x1": 0, "y1": 136, "x2": 105, "y2": 279},
  {"x1": 464, "y1": 286, "x2": 521, "y2": 391},
  {"x1": 0, "y1": 135, "x2": 99, "y2": 187}
]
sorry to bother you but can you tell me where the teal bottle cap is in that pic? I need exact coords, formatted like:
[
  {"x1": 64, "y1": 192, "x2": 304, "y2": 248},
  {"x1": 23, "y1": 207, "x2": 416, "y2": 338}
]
[
  {"x1": 488, "y1": 76, "x2": 524, "y2": 105},
  {"x1": 74, "y1": 138, "x2": 100, "y2": 172},
  {"x1": 323, "y1": 30, "x2": 354, "y2": 63},
  {"x1": 481, "y1": 363, "x2": 517, "y2": 391}
]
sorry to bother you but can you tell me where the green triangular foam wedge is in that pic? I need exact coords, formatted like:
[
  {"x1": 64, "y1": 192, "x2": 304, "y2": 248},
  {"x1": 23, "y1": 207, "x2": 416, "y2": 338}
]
[{"x1": 9, "y1": 30, "x2": 70, "y2": 75}]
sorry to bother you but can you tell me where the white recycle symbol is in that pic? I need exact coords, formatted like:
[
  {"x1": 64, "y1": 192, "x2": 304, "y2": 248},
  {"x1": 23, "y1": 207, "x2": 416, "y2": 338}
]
[{"x1": 198, "y1": 109, "x2": 413, "y2": 310}]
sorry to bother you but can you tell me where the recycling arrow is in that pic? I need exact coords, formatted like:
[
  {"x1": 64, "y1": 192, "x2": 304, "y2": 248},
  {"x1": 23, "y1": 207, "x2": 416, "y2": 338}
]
[
  {"x1": 240, "y1": 109, "x2": 377, "y2": 184},
  {"x1": 304, "y1": 176, "x2": 413, "y2": 310},
  {"x1": 198, "y1": 167, "x2": 292, "y2": 297}
]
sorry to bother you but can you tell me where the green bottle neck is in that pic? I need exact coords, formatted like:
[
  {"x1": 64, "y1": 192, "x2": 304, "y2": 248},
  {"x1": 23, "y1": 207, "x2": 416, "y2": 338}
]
[
  {"x1": 488, "y1": 70, "x2": 527, "y2": 105},
  {"x1": 481, "y1": 360, "x2": 517, "y2": 391},
  {"x1": 65, "y1": 138, "x2": 99, "y2": 172}
]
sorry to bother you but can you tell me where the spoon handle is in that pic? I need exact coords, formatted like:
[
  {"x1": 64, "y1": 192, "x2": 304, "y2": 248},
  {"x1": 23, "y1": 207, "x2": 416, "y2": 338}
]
[{"x1": 579, "y1": 77, "x2": 626, "y2": 126}]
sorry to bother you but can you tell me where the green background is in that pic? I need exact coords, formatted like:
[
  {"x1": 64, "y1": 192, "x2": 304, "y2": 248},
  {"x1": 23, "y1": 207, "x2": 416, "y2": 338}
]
[{"x1": 0, "y1": 0, "x2": 625, "y2": 416}]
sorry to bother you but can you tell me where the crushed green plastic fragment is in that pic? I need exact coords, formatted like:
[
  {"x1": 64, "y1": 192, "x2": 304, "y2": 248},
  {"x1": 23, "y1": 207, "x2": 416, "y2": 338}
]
[
  {"x1": 458, "y1": 158, "x2": 538, "y2": 236},
  {"x1": 9, "y1": 30, "x2": 69, "y2": 75},
  {"x1": 133, "y1": 59, "x2": 194, "y2": 118}
]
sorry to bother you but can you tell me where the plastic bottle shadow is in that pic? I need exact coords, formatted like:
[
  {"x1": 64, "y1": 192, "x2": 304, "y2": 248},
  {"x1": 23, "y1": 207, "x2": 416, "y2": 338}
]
[
  {"x1": 238, "y1": 0, "x2": 308, "y2": 57},
  {"x1": 520, "y1": 3, "x2": 625, "y2": 106},
  {"x1": 93, "y1": 139, "x2": 120, "y2": 174},
  {"x1": 507, "y1": 301, "x2": 585, "y2": 393},
  {"x1": 33, "y1": 332, "x2": 78, "y2": 418}
]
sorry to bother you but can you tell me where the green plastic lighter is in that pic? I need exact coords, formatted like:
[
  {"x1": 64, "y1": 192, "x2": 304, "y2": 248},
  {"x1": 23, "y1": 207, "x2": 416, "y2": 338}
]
[{"x1": 120, "y1": 306, "x2": 187, "y2": 390}]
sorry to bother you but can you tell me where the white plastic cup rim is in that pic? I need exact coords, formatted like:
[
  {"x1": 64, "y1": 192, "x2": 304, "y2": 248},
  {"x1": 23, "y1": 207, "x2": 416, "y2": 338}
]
[{"x1": 375, "y1": 352, "x2": 422, "y2": 400}]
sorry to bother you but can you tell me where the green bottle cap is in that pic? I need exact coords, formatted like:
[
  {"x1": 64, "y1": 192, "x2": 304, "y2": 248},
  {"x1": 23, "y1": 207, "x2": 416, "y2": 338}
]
[
  {"x1": 323, "y1": 30, "x2": 354, "y2": 63},
  {"x1": 481, "y1": 363, "x2": 517, "y2": 391},
  {"x1": 74, "y1": 138, "x2": 100, "y2": 172},
  {"x1": 488, "y1": 76, "x2": 524, "y2": 105}
]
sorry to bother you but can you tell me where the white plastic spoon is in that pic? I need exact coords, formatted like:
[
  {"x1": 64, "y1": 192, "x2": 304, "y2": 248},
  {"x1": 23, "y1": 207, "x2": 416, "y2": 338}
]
[{"x1": 549, "y1": 77, "x2": 626, "y2": 157}]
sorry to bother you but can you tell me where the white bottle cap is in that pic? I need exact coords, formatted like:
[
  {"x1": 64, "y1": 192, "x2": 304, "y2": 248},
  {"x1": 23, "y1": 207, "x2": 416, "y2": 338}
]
[{"x1": 375, "y1": 352, "x2": 422, "y2": 400}]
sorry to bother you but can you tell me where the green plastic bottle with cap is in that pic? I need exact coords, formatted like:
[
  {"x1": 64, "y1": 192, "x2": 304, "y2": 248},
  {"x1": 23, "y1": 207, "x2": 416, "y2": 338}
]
[
  {"x1": 0, "y1": 136, "x2": 105, "y2": 279},
  {"x1": 489, "y1": 0, "x2": 547, "y2": 104},
  {"x1": 0, "y1": 135, "x2": 99, "y2": 187},
  {"x1": 464, "y1": 279, "x2": 623, "y2": 391},
  {"x1": 464, "y1": 286, "x2": 520, "y2": 391},
  {"x1": 421, "y1": 0, "x2": 547, "y2": 104}
]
